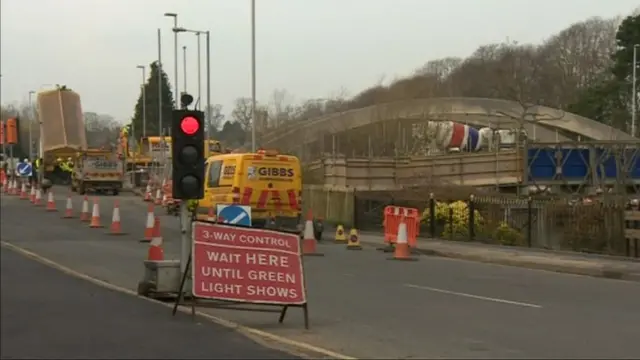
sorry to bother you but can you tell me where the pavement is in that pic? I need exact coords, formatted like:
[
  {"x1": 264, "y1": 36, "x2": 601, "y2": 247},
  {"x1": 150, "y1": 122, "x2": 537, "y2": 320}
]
[
  {"x1": 0, "y1": 244, "x2": 299, "y2": 359},
  {"x1": 2, "y1": 187, "x2": 640, "y2": 359},
  {"x1": 351, "y1": 229, "x2": 640, "y2": 282}
]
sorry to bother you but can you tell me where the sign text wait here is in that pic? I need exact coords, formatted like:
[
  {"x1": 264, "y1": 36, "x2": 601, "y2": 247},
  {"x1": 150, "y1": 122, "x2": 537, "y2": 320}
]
[{"x1": 192, "y1": 222, "x2": 306, "y2": 305}]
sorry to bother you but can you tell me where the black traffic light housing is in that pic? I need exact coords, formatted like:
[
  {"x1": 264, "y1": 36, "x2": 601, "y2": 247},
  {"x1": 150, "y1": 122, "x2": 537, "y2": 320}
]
[{"x1": 171, "y1": 109, "x2": 205, "y2": 200}]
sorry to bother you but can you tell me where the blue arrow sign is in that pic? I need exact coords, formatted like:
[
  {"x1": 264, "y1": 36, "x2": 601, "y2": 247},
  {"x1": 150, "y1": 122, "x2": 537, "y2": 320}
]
[
  {"x1": 16, "y1": 163, "x2": 32, "y2": 177},
  {"x1": 216, "y1": 204, "x2": 252, "y2": 227}
]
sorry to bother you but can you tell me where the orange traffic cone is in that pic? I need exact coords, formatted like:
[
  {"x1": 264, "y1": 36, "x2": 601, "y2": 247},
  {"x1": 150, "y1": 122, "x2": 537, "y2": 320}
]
[
  {"x1": 29, "y1": 186, "x2": 36, "y2": 203},
  {"x1": 45, "y1": 191, "x2": 57, "y2": 211},
  {"x1": 152, "y1": 216, "x2": 162, "y2": 238},
  {"x1": 154, "y1": 188, "x2": 162, "y2": 205},
  {"x1": 33, "y1": 188, "x2": 43, "y2": 206},
  {"x1": 62, "y1": 194, "x2": 74, "y2": 218},
  {"x1": 89, "y1": 198, "x2": 103, "y2": 228},
  {"x1": 147, "y1": 219, "x2": 164, "y2": 261},
  {"x1": 8, "y1": 180, "x2": 15, "y2": 195},
  {"x1": 143, "y1": 184, "x2": 152, "y2": 201},
  {"x1": 140, "y1": 204, "x2": 155, "y2": 243},
  {"x1": 388, "y1": 217, "x2": 417, "y2": 261},
  {"x1": 80, "y1": 196, "x2": 90, "y2": 222},
  {"x1": 302, "y1": 210, "x2": 323, "y2": 256},
  {"x1": 19, "y1": 183, "x2": 28, "y2": 199},
  {"x1": 2, "y1": 178, "x2": 7, "y2": 194},
  {"x1": 107, "y1": 200, "x2": 127, "y2": 235}
]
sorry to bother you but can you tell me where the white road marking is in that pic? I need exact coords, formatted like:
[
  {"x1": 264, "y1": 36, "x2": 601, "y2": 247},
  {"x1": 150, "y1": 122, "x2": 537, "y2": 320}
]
[{"x1": 403, "y1": 283, "x2": 543, "y2": 309}]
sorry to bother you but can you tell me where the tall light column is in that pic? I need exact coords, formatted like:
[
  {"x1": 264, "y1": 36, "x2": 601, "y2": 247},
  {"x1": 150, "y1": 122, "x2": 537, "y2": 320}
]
[
  {"x1": 136, "y1": 65, "x2": 147, "y2": 137},
  {"x1": 182, "y1": 45, "x2": 188, "y2": 96},
  {"x1": 28, "y1": 90, "x2": 35, "y2": 159},
  {"x1": 164, "y1": 12, "x2": 180, "y2": 106},
  {"x1": 250, "y1": 0, "x2": 257, "y2": 152},
  {"x1": 632, "y1": 44, "x2": 638, "y2": 138}
]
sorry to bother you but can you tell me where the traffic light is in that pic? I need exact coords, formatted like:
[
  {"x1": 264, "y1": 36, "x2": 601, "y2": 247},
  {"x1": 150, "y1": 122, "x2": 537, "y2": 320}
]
[{"x1": 171, "y1": 109, "x2": 205, "y2": 200}]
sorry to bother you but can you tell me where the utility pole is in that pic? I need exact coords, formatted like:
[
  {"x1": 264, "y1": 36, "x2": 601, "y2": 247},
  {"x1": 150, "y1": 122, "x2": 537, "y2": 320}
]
[
  {"x1": 164, "y1": 13, "x2": 180, "y2": 107},
  {"x1": 632, "y1": 44, "x2": 638, "y2": 138},
  {"x1": 28, "y1": 91, "x2": 35, "y2": 159},
  {"x1": 136, "y1": 65, "x2": 147, "y2": 137},
  {"x1": 251, "y1": 0, "x2": 257, "y2": 152},
  {"x1": 157, "y1": 29, "x2": 163, "y2": 137},
  {"x1": 196, "y1": 32, "x2": 202, "y2": 110},
  {"x1": 182, "y1": 46, "x2": 188, "y2": 95}
]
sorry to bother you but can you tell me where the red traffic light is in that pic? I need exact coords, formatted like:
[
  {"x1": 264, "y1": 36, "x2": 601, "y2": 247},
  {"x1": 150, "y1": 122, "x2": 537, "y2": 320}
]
[{"x1": 180, "y1": 116, "x2": 200, "y2": 135}]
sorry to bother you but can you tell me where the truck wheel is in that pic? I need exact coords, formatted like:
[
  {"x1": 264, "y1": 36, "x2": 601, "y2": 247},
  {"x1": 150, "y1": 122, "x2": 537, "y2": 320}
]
[
  {"x1": 78, "y1": 184, "x2": 85, "y2": 195},
  {"x1": 112, "y1": 189, "x2": 119, "y2": 196}
]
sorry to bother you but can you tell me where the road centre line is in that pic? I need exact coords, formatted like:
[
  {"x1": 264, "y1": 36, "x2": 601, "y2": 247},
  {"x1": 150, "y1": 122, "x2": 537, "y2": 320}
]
[{"x1": 403, "y1": 283, "x2": 543, "y2": 309}]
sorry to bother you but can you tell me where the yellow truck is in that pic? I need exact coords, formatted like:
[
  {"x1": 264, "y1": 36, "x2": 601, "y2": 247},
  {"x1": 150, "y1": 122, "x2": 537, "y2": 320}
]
[
  {"x1": 37, "y1": 87, "x2": 88, "y2": 185},
  {"x1": 71, "y1": 150, "x2": 124, "y2": 195}
]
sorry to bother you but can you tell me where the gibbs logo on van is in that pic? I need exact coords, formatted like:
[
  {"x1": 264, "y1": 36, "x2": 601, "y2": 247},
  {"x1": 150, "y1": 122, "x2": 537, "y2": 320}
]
[{"x1": 247, "y1": 166, "x2": 294, "y2": 179}]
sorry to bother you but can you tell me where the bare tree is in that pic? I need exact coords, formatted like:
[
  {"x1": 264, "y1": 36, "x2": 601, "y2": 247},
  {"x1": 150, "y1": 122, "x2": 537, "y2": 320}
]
[
  {"x1": 84, "y1": 112, "x2": 119, "y2": 148},
  {"x1": 540, "y1": 17, "x2": 618, "y2": 107},
  {"x1": 231, "y1": 97, "x2": 253, "y2": 131},
  {"x1": 268, "y1": 89, "x2": 296, "y2": 128},
  {"x1": 205, "y1": 104, "x2": 225, "y2": 132}
]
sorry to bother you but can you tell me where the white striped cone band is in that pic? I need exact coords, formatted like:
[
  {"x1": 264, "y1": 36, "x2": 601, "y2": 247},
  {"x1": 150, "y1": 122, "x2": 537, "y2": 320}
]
[
  {"x1": 150, "y1": 236, "x2": 163, "y2": 247},
  {"x1": 397, "y1": 222, "x2": 408, "y2": 244},
  {"x1": 303, "y1": 219, "x2": 315, "y2": 240},
  {"x1": 81, "y1": 199, "x2": 89, "y2": 213},
  {"x1": 66, "y1": 197, "x2": 73, "y2": 210},
  {"x1": 92, "y1": 202, "x2": 100, "y2": 217},
  {"x1": 112, "y1": 207, "x2": 120, "y2": 222},
  {"x1": 35, "y1": 189, "x2": 42, "y2": 201},
  {"x1": 146, "y1": 211, "x2": 154, "y2": 228}
]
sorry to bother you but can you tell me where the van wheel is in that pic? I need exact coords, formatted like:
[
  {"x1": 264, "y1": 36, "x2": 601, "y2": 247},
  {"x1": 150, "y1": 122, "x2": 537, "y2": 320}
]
[
  {"x1": 112, "y1": 189, "x2": 119, "y2": 196},
  {"x1": 78, "y1": 184, "x2": 85, "y2": 195}
]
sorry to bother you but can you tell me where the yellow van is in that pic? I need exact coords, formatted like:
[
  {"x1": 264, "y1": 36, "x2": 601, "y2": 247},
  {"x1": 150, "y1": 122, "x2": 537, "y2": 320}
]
[{"x1": 197, "y1": 149, "x2": 302, "y2": 230}]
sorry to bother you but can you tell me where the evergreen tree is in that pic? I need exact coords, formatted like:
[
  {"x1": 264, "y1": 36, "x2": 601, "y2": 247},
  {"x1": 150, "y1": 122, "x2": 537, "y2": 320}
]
[
  {"x1": 568, "y1": 14, "x2": 640, "y2": 133},
  {"x1": 130, "y1": 61, "x2": 175, "y2": 137}
]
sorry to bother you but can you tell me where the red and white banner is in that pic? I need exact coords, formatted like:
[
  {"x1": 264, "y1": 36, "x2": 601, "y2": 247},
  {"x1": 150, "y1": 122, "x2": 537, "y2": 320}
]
[{"x1": 191, "y1": 222, "x2": 306, "y2": 305}]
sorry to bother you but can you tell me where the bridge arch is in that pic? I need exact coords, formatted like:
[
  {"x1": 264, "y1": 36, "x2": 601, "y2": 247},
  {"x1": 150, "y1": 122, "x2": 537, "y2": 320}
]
[{"x1": 261, "y1": 97, "x2": 636, "y2": 149}]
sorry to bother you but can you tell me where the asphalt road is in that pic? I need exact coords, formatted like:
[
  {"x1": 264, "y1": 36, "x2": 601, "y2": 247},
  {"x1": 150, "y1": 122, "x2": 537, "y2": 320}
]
[
  {"x1": 2, "y1": 187, "x2": 640, "y2": 359},
  {"x1": 0, "y1": 244, "x2": 299, "y2": 359}
]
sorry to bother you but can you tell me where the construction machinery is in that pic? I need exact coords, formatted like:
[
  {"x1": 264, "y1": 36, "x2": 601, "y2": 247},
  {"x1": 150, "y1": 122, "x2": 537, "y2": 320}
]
[{"x1": 37, "y1": 87, "x2": 88, "y2": 185}]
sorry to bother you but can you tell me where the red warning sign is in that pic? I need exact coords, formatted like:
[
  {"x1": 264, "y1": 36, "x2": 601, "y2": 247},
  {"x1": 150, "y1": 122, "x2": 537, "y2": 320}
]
[{"x1": 191, "y1": 222, "x2": 306, "y2": 305}]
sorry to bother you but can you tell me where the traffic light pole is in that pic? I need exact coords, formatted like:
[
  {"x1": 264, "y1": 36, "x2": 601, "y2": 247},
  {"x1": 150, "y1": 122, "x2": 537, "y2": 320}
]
[{"x1": 179, "y1": 203, "x2": 190, "y2": 276}]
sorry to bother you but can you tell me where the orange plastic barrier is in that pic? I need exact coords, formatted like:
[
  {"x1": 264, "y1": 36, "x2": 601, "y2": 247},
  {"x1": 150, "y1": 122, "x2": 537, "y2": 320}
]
[{"x1": 383, "y1": 206, "x2": 419, "y2": 247}]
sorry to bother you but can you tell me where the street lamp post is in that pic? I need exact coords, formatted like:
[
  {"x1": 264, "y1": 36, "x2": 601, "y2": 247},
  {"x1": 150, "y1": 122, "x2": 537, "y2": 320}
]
[
  {"x1": 136, "y1": 65, "x2": 147, "y2": 138},
  {"x1": 173, "y1": 27, "x2": 211, "y2": 141},
  {"x1": 164, "y1": 13, "x2": 180, "y2": 106},
  {"x1": 182, "y1": 45, "x2": 188, "y2": 96},
  {"x1": 251, "y1": 0, "x2": 257, "y2": 152},
  {"x1": 28, "y1": 91, "x2": 35, "y2": 159},
  {"x1": 196, "y1": 32, "x2": 202, "y2": 111},
  {"x1": 632, "y1": 44, "x2": 639, "y2": 138}
]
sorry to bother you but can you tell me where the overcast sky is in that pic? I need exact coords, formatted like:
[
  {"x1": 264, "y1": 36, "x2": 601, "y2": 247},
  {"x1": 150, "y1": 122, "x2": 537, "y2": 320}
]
[{"x1": 1, "y1": 0, "x2": 638, "y2": 124}]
